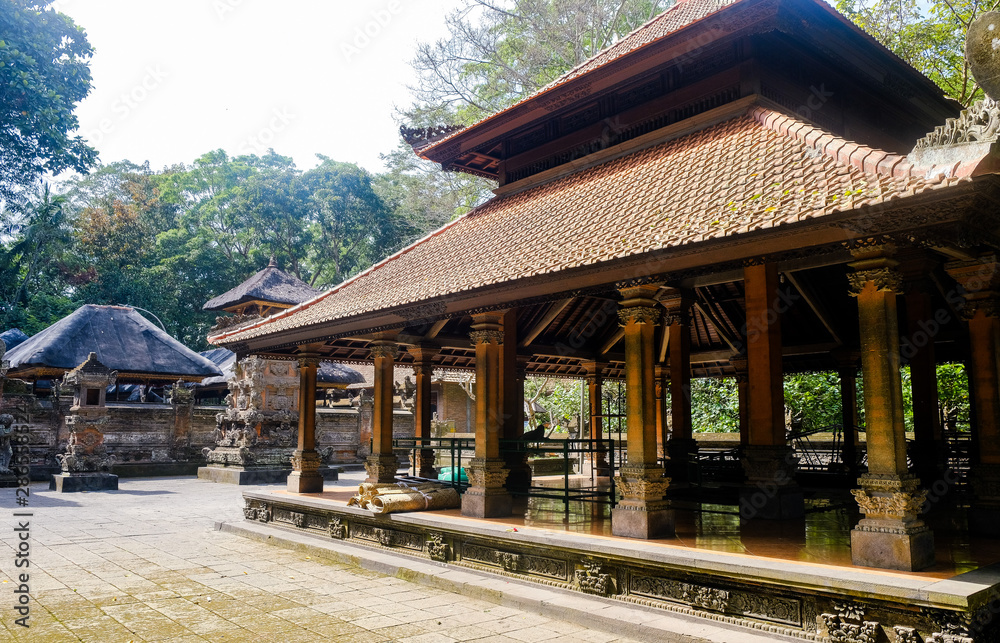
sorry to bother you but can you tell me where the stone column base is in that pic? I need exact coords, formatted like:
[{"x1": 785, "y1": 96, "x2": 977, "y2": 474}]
[
  {"x1": 288, "y1": 450, "x2": 324, "y2": 493},
  {"x1": 286, "y1": 471, "x2": 324, "y2": 493},
  {"x1": 365, "y1": 454, "x2": 400, "y2": 484},
  {"x1": 611, "y1": 505, "x2": 674, "y2": 539},
  {"x1": 612, "y1": 464, "x2": 673, "y2": 538},
  {"x1": 850, "y1": 474, "x2": 935, "y2": 571},
  {"x1": 851, "y1": 526, "x2": 934, "y2": 571},
  {"x1": 462, "y1": 458, "x2": 512, "y2": 518},
  {"x1": 417, "y1": 449, "x2": 437, "y2": 480},
  {"x1": 740, "y1": 445, "x2": 803, "y2": 520}
]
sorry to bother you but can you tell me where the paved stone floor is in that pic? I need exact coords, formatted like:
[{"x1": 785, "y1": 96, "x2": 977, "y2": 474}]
[{"x1": 0, "y1": 476, "x2": 646, "y2": 643}]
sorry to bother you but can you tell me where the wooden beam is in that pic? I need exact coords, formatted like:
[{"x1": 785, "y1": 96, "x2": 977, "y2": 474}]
[
  {"x1": 601, "y1": 328, "x2": 625, "y2": 355},
  {"x1": 783, "y1": 272, "x2": 842, "y2": 345},
  {"x1": 425, "y1": 319, "x2": 448, "y2": 340},
  {"x1": 520, "y1": 299, "x2": 573, "y2": 347},
  {"x1": 658, "y1": 323, "x2": 670, "y2": 363},
  {"x1": 693, "y1": 302, "x2": 740, "y2": 352}
]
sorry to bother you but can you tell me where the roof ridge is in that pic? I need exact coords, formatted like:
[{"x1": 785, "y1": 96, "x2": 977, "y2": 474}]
[{"x1": 747, "y1": 105, "x2": 921, "y2": 179}]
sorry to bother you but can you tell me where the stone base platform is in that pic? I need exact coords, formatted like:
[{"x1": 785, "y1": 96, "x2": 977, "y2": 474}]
[
  {"x1": 197, "y1": 466, "x2": 340, "y2": 485},
  {"x1": 239, "y1": 489, "x2": 1000, "y2": 642},
  {"x1": 50, "y1": 473, "x2": 119, "y2": 492}
]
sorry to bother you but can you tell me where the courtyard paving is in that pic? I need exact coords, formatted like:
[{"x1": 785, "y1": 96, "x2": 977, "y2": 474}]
[{"x1": 0, "y1": 475, "x2": 647, "y2": 643}]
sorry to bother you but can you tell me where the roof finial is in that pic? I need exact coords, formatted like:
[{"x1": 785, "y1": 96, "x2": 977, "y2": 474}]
[{"x1": 268, "y1": 256, "x2": 277, "y2": 268}]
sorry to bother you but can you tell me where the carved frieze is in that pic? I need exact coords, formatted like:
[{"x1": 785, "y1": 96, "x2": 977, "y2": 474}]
[
  {"x1": 575, "y1": 561, "x2": 615, "y2": 596},
  {"x1": 914, "y1": 97, "x2": 1000, "y2": 150},
  {"x1": 728, "y1": 592, "x2": 802, "y2": 627},
  {"x1": 617, "y1": 306, "x2": 662, "y2": 326},
  {"x1": 243, "y1": 499, "x2": 271, "y2": 523},
  {"x1": 465, "y1": 458, "x2": 510, "y2": 489},
  {"x1": 847, "y1": 267, "x2": 903, "y2": 296},
  {"x1": 328, "y1": 516, "x2": 346, "y2": 539},
  {"x1": 468, "y1": 329, "x2": 505, "y2": 346},
  {"x1": 368, "y1": 344, "x2": 399, "y2": 360},
  {"x1": 893, "y1": 626, "x2": 921, "y2": 643},
  {"x1": 820, "y1": 602, "x2": 880, "y2": 643},
  {"x1": 427, "y1": 533, "x2": 450, "y2": 562},
  {"x1": 924, "y1": 608, "x2": 976, "y2": 643}
]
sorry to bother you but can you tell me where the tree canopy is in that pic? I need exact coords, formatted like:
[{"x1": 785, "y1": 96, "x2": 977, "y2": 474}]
[{"x1": 0, "y1": 0, "x2": 96, "y2": 208}]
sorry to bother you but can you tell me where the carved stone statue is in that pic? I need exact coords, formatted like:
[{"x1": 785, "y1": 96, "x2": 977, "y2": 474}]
[{"x1": 0, "y1": 414, "x2": 14, "y2": 474}]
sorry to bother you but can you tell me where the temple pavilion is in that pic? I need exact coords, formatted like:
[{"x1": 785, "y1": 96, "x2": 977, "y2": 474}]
[{"x1": 210, "y1": 0, "x2": 1000, "y2": 638}]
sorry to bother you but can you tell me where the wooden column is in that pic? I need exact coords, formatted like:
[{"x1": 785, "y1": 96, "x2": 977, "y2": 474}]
[
  {"x1": 463, "y1": 311, "x2": 512, "y2": 518},
  {"x1": 947, "y1": 256, "x2": 1000, "y2": 534},
  {"x1": 408, "y1": 344, "x2": 439, "y2": 479},
  {"x1": 654, "y1": 365, "x2": 666, "y2": 461},
  {"x1": 838, "y1": 363, "x2": 860, "y2": 477},
  {"x1": 849, "y1": 243, "x2": 934, "y2": 571},
  {"x1": 582, "y1": 360, "x2": 610, "y2": 478},
  {"x1": 739, "y1": 261, "x2": 802, "y2": 520},
  {"x1": 730, "y1": 354, "x2": 750, "y2": 448},
  {"x1": 662, "y1": 289, "x2": 697, "y2": 482},
  {"x1": 612, "y1": 284, "x2": 672, "y2": 539},
  {"x1": 365, "y1": 340, "x2": 400, "y2": 484},
  {"x1": 501, "y1": 311, "x2": 532, "y2": 492},
  {"x1": 288, "y1": 355, "x2": 323, "y2": 493},
  {"x1": 900, "y1": 258, "x2": 944, "y2": 482}
]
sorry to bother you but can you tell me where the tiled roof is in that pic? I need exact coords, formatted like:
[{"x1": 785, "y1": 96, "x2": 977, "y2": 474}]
[
  {"x1": 420, "y1": 0, "x2": 737, "y2": 157},
  {"x1": 211, "y1": 105, "x2": 965, "y2": 346},
  {"x1": 203, "y1": 258, "x2": 319, "y2": 311}
]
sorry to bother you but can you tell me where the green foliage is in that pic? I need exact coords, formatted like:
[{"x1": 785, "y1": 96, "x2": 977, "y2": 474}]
[
  {"x1": 784, "y1": 372, "x2": 844, "y2": 430},
  {"x1": 0, "y1": 0, "x2": 96, "y2": 207},
  {"x1": 524, "y1": 377, "x2": 585, "y2": 432},
  {"x1": 836, "y1": 0, "x2": 999, "y2": 105}
]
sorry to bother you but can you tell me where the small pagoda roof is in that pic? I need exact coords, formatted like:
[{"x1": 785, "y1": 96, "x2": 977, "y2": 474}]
[
  {"x1": 195, "y1": 349, "x2": 365, "y2": 389},
  {"x1": 6, "y1": 304, "x2": 223, "y2": 382},
  {"x1": 203, "y1": 258, "x2": 320, "y2": 312},
  {"x1": 0, "y1": 328, "x2": 29, "y2": 352}
]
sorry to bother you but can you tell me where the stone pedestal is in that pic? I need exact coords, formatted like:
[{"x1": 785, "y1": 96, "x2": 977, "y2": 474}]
[
  {"x1": 287, "y1": 450, "x2": 324, "y2": 493},
  {"x1": 739, "y1": 445, "x2": 804, "y2": 520},
  {"x1": 851, "y1": 474, "x2": 934, "y2": 571},
  {"x1": 462, "y1": 458, "x2": 512, "y2": 518},
  {"x1": 612, "y1": 464, "x2": 673, "y2": 538},
  {"x1": 50, "y1": 473, "x2": 118, "y2": 492}
]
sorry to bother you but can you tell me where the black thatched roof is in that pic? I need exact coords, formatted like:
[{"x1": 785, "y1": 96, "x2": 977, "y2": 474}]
[
  {"x1": 4, "y1": 305, "x2": 223, "y2": 382},
  {"x1": 0, "y1": 328, "x2": 29, "y2": 351},
  {"x1": 203, "y1": 258, "x2": 320, "y2": 312},
  {"x1": 195, "y1": 348, "x2": 365, "y2": 389}
]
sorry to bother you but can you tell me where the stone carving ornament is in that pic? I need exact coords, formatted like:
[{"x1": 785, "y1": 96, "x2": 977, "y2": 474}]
[
  {"x1": 0, "y1": 414, "x2": 14, "y2": 474},
  {"x1": 617, "y1": 306, "x2": 661, "y2": 326},
  {"x1": 913, "y1": 96, "x2": 1000, "y2": 150},
  {"x1": 575, "y1": 560, "x2": 614, "y2": 595},
  {"x1": 465, "y1": 458, "x2": 510, "y2": 489},
  {"x1": 820, "y1": 601, "x2": 880, "y2": 643}
]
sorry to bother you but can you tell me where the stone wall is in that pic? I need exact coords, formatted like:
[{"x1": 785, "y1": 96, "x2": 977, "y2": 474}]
[{"x1": 1, "y1": 393, "x2": 414, "y2": 478}]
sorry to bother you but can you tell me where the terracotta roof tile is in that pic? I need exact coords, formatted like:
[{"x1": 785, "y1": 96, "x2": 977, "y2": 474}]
[{"x1": 213, "y1": 106, "x2": 961, "y2": 346}]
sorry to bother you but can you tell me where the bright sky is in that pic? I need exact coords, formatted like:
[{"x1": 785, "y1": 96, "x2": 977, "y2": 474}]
[{"x1": 57, "y1": 0, "x2": 465, "y2": 175}]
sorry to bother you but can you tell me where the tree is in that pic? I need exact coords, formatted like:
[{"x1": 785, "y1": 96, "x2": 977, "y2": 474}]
[
  {"x1": 0, "y1": 0, "x2": 96, "y2": 208},
  {"x1": 386, "y1": 1, "x2": 674, "y2": 228},
  {"x1": 837, "y1": 0, "x2": 999, "y2": 106}
]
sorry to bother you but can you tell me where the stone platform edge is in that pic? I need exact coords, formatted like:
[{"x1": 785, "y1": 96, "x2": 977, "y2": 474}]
[
  {"x1": 218, "y1": 518, "x2": 794, "y2": 643},
  {"x1": 240, "y1": 490, "x2": 1000, "y2": 641}
]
